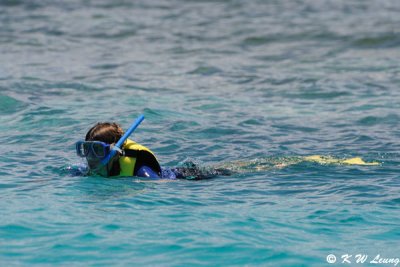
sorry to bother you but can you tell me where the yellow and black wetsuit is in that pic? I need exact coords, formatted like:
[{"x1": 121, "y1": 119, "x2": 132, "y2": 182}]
[{"x1": 109, "y1": 139, "x2": 162, "y2": 177}]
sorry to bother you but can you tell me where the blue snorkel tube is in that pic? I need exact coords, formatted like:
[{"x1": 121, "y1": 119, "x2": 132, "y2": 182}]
[{"x1": 101, "y1": 114, "x2": 145, "y2": 166}]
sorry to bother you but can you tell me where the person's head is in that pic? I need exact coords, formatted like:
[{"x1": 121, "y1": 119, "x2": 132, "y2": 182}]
[
  {"x1": 84, "y1": 122, "x2": 124, "y2": 176},
  {"x1": 85, "y1": 122, "x2": 124, "y2": 143}
]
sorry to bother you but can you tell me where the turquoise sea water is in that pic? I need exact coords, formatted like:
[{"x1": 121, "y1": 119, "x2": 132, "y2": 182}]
[{"x1": 1, "y1": 0, "x2": 399, "y2": 266}]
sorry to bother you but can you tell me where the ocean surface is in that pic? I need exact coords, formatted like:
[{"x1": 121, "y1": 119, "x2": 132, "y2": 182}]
[{"x1": 1, "y1": 0, "x2": 399, "y2": 266}]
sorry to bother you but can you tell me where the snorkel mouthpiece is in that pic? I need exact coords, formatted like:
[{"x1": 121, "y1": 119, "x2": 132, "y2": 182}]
[{"x1": 100, "y1": 114, "x2": 145, "y2": 166}]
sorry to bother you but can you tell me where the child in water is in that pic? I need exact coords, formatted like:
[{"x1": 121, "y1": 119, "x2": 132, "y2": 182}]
[
  {"x1": 75, "y1": 118, "x2": 378, "y2": 179},
  {"x1": 76, "y1": 122, "x2": 230, "y2": 179}
]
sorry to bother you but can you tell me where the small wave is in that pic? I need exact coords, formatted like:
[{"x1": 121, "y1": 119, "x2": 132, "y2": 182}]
[
  {"x1": 357, "y1": 114, "x2": 399, "y2": 126},
  {"x1": 241, "y1": 36, "x2": 275, "y2": 46},
  {"x1": 90, "y1": 63, "x2": 123, "y2": 70},
  {"x1": 62, "y1": 163, "x2": 89, "y2": 177},
  {"x1": 0, "y1": 94, "x2": 26, "y2": 114},
  {"x1": 86, "y1": 29, "x2": 138, "y2": 40},
  {"x1": 352, "y1": 34, "x2": 400, "y2": 49},
  {"x1": 0, "y1": 224, "x2": 33, "y2": 236},
  {"x1": 188, "y1": 66, "x2": 222, "y2": 76},
  {"x1": 0, "y1": 0, "x2": 23, "y2": 6},
  {"x1": 284, "y1": 91, "x2": 352, "y2": 100}
]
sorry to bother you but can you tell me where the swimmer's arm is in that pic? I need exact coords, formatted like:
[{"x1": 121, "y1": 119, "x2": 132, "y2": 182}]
[{"x1": 136, "y1": 165, "x2": 161, "y2": 179}]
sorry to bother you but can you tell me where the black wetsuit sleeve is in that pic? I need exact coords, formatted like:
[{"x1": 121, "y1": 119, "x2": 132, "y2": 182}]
[{"x1": 130, "y1": 150, "x2": 161, "y2": 176}]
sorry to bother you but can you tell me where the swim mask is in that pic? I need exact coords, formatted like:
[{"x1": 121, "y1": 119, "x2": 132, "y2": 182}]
[{"x1": 76, "y1": 141, "x2": 111, "y2": 159}]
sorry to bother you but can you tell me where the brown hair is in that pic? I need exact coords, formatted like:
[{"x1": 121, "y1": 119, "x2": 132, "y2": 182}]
[{"x1": 85, "y1": 122, "x2": 124, "y2": 144}]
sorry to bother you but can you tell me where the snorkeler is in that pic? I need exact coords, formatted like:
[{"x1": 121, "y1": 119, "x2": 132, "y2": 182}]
[
  {"x1": 75, "y1": 115, "x2": 378, "y2": 179},
  {"x1": 76, "y1": 115, "x2": 230, "y2": 179}
]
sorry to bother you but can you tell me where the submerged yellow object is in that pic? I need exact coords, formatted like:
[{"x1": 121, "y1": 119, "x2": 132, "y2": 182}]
[
  {"x1": 304, "y1": 155, "x2": 379, "y2": 166},
  {"x1": 215, "y1": 155, "x2": 380, "y2": 173},
  {"x1": 341, "y1": 157, "x2": 379, "y2": 166}
]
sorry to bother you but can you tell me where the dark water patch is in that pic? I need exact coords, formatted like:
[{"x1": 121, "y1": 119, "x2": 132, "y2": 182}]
[
  {"x1": 188, "y1": 66, "x2": 222, "y2": 76},
  {"x1": 284, "y1": 91, "x2": 351, "y2": 100},
  {"x1": 12, "y1": 81, "x2": 103, "y2": 94},
  {"x1": 193, "y1": 102, "x2": 227, "y2": 112},
  {"x1": 228, "y1": 74, "x2": 259, "y2": 85},
  {"x1": 338, "y1": 215, "x2": 367, "y2": 224},
  {"x1": 255, "y1": 54, "x2": 293, "y2": 62},
  {"x1": 168, "y1": 46, "x2": 235, "y2": 56},
  {"x1": 353, "y1": 135, "x2": 375, "y2": 142},
  {"x1": 240, "y1": 31, "x2": 349, "y2": 48},
  {"x1": 259, "y1": 77, "x2": 299, "y2": 86},
  {"x1": 27, "y1": 106, "x2": 65, "y2": 116},
  {"x1": 272, "y1": 123, "x2": 319, "y2": 133},
  {"x1": 380, "y1": 197, "x2": 400, "y2": 207},
  {"x1": 306, "y1": 209, "x2": 332, "y2": 220},
  {"x1": 168, "y1": 120, "x2": 200, "y2": 131},
  {"x1": 22, "y1": 25, "x2": 66, "y2": 37},
  {"x1": 242, "y1": 36, "x2": 275, "y2": 46},
  {"x1": 173, "y1": 31, "x2": 229, "y2": 43},
  {"x1": 0, "y1": 182, "x2": 18, "y2": 189},
  {"x1": 357, "y1": 114, "x2": 399, "y2": 126},
  {"x1": 238, "y1": 118, "x2": 264, "y2": 126},
  {"x1": 125, "y1": 84, "x2": 183, "y2": 94},
  {"x1": 24, "y1": 14, "x2": 51, "y2": 21},
  {"x1": 86, "y1": 28, "x2": 138, "y2": 40},
  {"x1": 0, "y1": 224, "x2": 34, "y2": 239},
  {"x1": 0, "y1": 0, "x2": 22, "y2": 6},
  {"x1": 88, "y1": 1, "x2": 144, "y2": 9},
  {"x1": 344, "y1": 104, "x2": 385, "y2": 112},
  {"x1": 352, "y1": 34, "x2": 400, "y2": 49},
  {"x1": 14, "y1": 38, "x2": 45, "y2": 48},
  {"x1": 363, "y1": 81, "x2": 391, "y2": 92},
  {"x1": 0, "y1": 94, "x2": 26, "y2": 114},
  {"x1": 90, "y1": 63, "x2": 123, "y2": 70},
  {"x1": 102, "y1": 224, "x2": 121, "y2": 231},
  {"x1": 77, "y1": 232, "x2": 102, "y2": 241}
]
